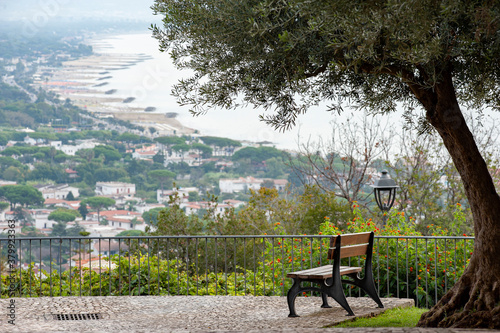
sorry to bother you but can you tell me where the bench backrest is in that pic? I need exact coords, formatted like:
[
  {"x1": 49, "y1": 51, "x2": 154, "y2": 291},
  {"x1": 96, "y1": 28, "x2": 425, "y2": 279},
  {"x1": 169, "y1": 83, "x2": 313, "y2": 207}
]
[{"x1": 327, "y1": 232, "x2": 372, "y2": 260}]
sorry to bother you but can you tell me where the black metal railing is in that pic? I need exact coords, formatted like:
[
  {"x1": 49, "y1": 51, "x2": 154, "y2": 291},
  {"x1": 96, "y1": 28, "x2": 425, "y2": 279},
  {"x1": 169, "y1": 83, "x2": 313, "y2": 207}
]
[{"x1": 0, "y1": 235, "x2": 474, "y2": 307}]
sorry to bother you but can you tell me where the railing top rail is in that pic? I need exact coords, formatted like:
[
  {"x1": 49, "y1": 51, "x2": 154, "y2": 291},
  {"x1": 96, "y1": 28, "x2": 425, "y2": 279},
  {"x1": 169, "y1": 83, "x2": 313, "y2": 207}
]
[
  {"x1": 375, "y1": 235, "x2": 474, "y2": 240},
  {"x1": 5, "y1": 235, "x2": 475, "y2": 241}
]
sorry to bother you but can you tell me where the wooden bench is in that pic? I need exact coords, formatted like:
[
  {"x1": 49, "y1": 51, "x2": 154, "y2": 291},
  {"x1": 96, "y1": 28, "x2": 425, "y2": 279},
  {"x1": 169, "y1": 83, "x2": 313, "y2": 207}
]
[{"x1": 286, "y1": 231, "x2": 384, "y2": 317}]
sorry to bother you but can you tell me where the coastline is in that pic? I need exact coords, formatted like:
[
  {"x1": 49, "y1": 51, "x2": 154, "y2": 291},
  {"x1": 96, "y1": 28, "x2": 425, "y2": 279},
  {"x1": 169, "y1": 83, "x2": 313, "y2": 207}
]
[
  {"x1": 36, "y1": 32, "x2": 351, "y2": 150},
  {"x1": 35, "y1": 33, "x2": 196, "y2": 136}
]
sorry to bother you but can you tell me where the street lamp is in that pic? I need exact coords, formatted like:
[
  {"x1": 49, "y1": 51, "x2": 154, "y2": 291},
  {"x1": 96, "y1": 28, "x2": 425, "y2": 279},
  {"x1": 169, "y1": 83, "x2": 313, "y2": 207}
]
[{"x1": 372, "y1": 170, "x2": 398, "y2": 225}]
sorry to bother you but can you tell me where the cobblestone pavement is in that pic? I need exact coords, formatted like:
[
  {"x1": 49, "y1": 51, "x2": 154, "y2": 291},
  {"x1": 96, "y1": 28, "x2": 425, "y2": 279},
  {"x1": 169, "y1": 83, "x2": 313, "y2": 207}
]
[{"x1": 0, "y1": 296, "x2": 497, "y2": 332}]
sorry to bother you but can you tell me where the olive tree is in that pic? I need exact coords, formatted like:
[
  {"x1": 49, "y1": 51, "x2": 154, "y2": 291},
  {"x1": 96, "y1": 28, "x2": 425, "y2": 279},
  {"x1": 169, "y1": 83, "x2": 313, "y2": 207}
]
[{"x1": 153, "y1": 0, "x2": 500, "y2": 327}]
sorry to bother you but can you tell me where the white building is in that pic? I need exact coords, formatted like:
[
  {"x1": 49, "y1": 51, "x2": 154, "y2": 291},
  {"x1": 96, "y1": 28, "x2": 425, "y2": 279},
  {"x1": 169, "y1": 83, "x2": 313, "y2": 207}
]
[
  {"x1": 135, "y1": 203, "x2": 165, "y2": 214},
  {"x1": 86, "y1": 210, "x2": 145, "y2": 232},
  {"x1": 44, "y1": 198, "x2": 81, "y2": 210},
  {"x1": 49, "y1": 141, "x2": 62, "y2": 149},
  {"x1": 0, "y1": 180, "x2": 17, "y2": 186},
  {"x1": 35, "y1": 184, "x2": 80, "y2": 199},
  {"x1": 132, "y1": 144, "x2": 159, "y2": 160},
  {"x1": 23, "y1": 136, "x2": 37, "y2": 145},
  {"x1": 219, "y1": 176, "x2": 262, "y2": 193},
  {"x1": 180, "y1": 199, "x2": 245, "y2": 216},
  {"x1": 0, "y1": 219, "x2": 22, "y2": 235},
  {"x1": 51, "y1": 140, "x2": 99, "y2": 156},
  {"x1": 163, "y1": 151, "x2": 201, "y2": 166},
  {"x1": 219, "y1": 176, "x2": 288, "y2": 193},
  {"x1": 61, "y1": 141, "x2": 99, "y2": 156},
  {"x1": 157, "y1": 187, "x2": 200, "y2": 204},
  {"x1": 33, "y1": 210, "x2": 58, "y2": 230},
  {"x1": 180, "y1": 201, "x2": 231, "y2": 216},
  {"x1": 222, "y1": 199, "x2": 246, "y2": 209},
  {"x1": 132, "y1": 150, "x2": 157, "y2": 160},
  {"x1": 95, "y1": 182, "x2": 136, "y2": 197}
]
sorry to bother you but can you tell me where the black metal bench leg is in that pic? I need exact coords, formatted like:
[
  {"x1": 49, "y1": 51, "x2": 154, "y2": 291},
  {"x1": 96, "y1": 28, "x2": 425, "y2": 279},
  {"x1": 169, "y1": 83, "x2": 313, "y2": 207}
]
[
  {"x1": 321, "y1": 292, "x2": 332, "y2": 308},
  {"x1": 287, "y1": 278, "x2": 301, "y2": 317},
  {"x1": 359, "y1": 277, "x2": 384, "y2": 308},
  {"x1": 327, "y1": 278, "x2": 355, "y2": 316}
]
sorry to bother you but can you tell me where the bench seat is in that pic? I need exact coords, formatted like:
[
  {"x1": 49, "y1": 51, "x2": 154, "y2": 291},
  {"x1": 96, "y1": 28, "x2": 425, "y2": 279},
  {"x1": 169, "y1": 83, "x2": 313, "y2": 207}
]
[{"x1": 287, "y1": 265, "x2": 362, "y2": 279}]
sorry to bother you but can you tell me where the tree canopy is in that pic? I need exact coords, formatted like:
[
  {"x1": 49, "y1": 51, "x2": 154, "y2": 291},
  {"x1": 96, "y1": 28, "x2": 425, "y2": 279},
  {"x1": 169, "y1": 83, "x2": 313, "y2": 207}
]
[
  {"x1": 0, "y1": 185, "x2": 44, "y2": 209},
  {"x1": 191, "y1": 142, "x2": 213, "y2": 158},
  {"x1": 232, "y1": 146, "x2": 287, "y2": 163},
  {"x1": 155, "y1": 136, "x2": 185, "y2": 146},
  {"x1": 148, "y1": 170, "x2": 176, "y2": 193},
  {"x1": 81, "y1": 197, "x2": 115, "y2": 222},
  {"x1": 152, "y1": 0, "x2": 500, "y2": 328},
  {"x1": 48, "y1": 208, "x2": 80, "y2": 223},
  {"x1": 152, "y1": 0, "x2": 500, "y2": 129},
  {"x1": 199, "y1": 136, "x2": 241, "y2": 148}
]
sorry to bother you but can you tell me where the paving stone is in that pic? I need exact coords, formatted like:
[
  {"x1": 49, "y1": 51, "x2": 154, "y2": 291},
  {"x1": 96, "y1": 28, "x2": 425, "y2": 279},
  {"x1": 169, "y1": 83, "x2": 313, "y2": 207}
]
[{"x1": 0, "y1": 296, "x2": 496, "y2": 332}]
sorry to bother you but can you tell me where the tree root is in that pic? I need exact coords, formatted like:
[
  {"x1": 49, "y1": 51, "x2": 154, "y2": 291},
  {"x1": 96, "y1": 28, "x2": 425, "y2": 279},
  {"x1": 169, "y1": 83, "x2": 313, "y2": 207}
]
[{"x1": 418, "y1": 265, "x2": 500, "y2": 328}]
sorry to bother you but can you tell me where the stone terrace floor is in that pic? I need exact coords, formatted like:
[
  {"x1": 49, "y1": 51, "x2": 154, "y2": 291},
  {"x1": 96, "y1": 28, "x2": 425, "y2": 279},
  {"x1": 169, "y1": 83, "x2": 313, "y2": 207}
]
[{"x1": 0, "y1": 296, "x2": 498, "y2": 332}]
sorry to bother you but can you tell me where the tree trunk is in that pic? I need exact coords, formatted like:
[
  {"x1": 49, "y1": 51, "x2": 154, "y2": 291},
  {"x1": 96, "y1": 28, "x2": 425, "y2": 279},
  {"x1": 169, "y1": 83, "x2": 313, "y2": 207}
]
[{"x1": 415, "y1": 70, "x2": 500, "y2": 328}]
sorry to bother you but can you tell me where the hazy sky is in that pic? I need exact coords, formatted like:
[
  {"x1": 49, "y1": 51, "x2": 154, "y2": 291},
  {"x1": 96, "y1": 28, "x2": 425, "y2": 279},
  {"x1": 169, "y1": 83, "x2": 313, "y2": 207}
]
[{"x1": 0, "y1": 0, "x2": 156, "y2": 21}]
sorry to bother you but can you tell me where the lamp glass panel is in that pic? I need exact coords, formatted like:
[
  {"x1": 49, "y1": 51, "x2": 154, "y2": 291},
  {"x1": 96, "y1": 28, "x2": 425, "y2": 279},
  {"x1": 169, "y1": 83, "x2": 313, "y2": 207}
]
[{"x1": 377, "y1": 189, "x2": 393, "y2": 210}]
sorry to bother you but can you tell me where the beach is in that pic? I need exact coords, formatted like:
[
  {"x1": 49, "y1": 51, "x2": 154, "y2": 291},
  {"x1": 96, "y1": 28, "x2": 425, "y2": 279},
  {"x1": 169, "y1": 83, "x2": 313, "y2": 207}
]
[{"x1": 35, "y1": 33, "x2": 354, "y2": 149}]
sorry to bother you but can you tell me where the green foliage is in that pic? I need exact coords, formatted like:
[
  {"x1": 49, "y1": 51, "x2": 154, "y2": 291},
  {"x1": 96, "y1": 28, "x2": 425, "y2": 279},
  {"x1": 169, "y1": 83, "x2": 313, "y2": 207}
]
[
  {"x1": 51, "y1": 221, "x2": 86, "y2": 237},
  {"x1": 0, "y1": 82, "x2": 30, "y2": 103},
  {"x1": 152, "y1": 0, "x2": 500, "y2": 127},
  {"x1": 0, "y1": 82, "x2": 83, "y2": 128},
  {"x1": 234, "y1": 186, "x2": 352, "y2": 235},
  {"x1": 66, "y1": 191, "x2": 75, "y2": 201},
  {"x1": 48, "y1": 208, "x2": 80, "y2": 223},
  {"x1": 0, "y1": 254, "x2": 275, "y2": 298},
  {"x1": 276, "y1": 202, "x2": 474, "y2": 308},
  {"x1": 0, "y1": 202, "x2": 9, "y2": 211},
  {"x1": 78, "y1": 202, "x2": 89, "y2": 219},
  {"x1": 0, "y1": 157, "x2": 22, "y2": 171},
  {"x1": 155, "y1": 136, "x2": 185, "y2": 146},
  {"x1": 153, "y1": 151, "x2": 165, "y2": 164},
  {"x1": 188, "y1": 191, "x2": 201, "y2": 202},
  {"x1": 0, "y1": 185, "x2": 43, "y2": 208},
  {"x1": 148, "y1": 205, "x2": 204, "y2": 236},
  {"x1": 385, "y1": 131, "x2": 473, "y2": 234},
  {"x1": 93, "y1": 145, "x2": 122, "y2": 163},
  {"x1": 191, "y1": 142, "x2": 213, "y2": 158},
  {"x1": 171, "y1": 143, "x2": 190, "y2": 153},
  {"x1": 142, "y1": 207, "x2": 166, "y2": 226},
  {"x1": 27, "y1": 162, "x2": 64, "y2": 182},
  {"x1": 116, "y1": 230, "x2": 145, "y2": 237},
  {"x1": 82, "y1": 197, "x2": 115, "y2": 208},
  {"x1": 94, "y1": 167, "x2": 128, "y2": 182},
  {"x1": 199, "y1": 136, "x2": 241, "y2": 148},
  {"x1": 2, "y1": 166, "x2": 23, "y2": 181},
  {"x1": 148, "y1": 170, "x2": 176, "y2": 187},
  {"x1": 116, "y1": 133, "x2": 142, "y2": 143},
  {"x1": 81, "y1": 197, "x2": 116, "y2": 222},
  {"x1": 232, "y1": 146, "x2": 288, "y2": 164}
]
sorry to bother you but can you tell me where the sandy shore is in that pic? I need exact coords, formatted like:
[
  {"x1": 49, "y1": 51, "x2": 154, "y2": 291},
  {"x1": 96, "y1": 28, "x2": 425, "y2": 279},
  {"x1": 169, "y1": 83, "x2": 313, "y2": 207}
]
[{"x1": 34, "y1": 41, "x2": 195, "y2": 136}]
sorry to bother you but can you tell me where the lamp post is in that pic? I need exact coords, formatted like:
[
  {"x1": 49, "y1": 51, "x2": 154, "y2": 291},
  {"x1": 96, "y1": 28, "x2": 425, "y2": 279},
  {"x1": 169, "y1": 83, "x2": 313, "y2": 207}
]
[{"x1": 372, "y1": 170, "x2": 398, "y2": 226}]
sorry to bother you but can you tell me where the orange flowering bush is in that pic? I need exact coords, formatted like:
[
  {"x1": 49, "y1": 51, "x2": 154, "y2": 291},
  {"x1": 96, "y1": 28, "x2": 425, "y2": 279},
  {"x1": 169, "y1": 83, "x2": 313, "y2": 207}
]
[{"x1": 260, "y1": 202, "x2": 474, "y2": 307}]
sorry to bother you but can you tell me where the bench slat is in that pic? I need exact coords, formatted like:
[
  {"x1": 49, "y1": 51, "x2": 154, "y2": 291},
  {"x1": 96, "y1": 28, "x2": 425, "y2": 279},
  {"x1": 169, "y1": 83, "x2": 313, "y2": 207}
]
[
  {"x1": 328, "y1": 244, "x2": 369, "y2": 259},
  {"x1": 286, "y1": 265, "x2": 362, "y2": 279},
  {"x1": 338, "y1": 232, "x2": 371, "y2": 246},
  {"x1": 328, "y1": 232, "x2": 371, "y2": 248},
  {"x1": 287, "y1": 265, "x2": 332, "y2": 277}
]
